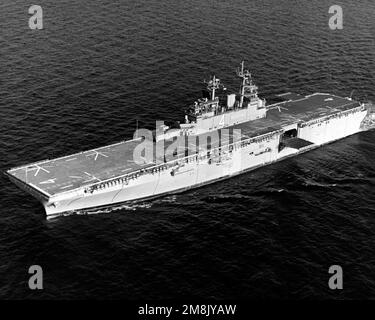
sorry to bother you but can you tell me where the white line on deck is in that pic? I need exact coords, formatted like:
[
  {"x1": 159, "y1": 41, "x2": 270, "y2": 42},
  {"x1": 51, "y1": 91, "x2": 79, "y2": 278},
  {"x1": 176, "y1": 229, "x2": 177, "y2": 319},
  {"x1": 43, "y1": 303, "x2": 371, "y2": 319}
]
[
  {"x1": 60, "y1": 184, "x2": 74, "y2": 189},
  {"x1": 39, "y1": 178, "x2": 56, "y2": 184},
  {"x1": 83, "y1": 171, "x2": 101, "y2": 183},
  {"x1": 86, "y1": 151, "x2": 109, "y2": 161},
  {"x1": 26, "y1": 165, "x2": 51, "y2": 176},
  {"x1": 65, "y1": 158, "x2": 77, "y2": 161}
]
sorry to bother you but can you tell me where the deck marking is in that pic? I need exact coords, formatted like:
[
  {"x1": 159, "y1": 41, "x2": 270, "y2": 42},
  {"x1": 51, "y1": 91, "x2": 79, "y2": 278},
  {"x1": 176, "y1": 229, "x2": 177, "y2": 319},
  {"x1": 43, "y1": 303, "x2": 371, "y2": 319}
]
[
  {"x1": 86, "y1": 151, "x2": 109, "y2": 161},
  {"x1": 27, "y1": 165, "x2": 51, "y2": 176},
  {"x1": 65, "y1": 158, "x2": 77, "y2": 161},
  {"x1": 83, "y1": 171, "x2": 101, "y2": 183},
  {"x1": 60, "y1": 184, "x2": 74, "y2": 189},
  {"x1": 39, "y1": 178, "x2": 56, "y2": 184}
]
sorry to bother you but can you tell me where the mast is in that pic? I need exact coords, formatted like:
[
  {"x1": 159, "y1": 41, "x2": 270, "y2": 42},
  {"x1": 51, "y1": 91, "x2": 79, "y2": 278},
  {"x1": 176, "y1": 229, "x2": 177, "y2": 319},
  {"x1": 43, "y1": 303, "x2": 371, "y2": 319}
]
[
  {"x1": 207, "y1": 75, "x2": 220, "y2": 100},
  {"x1": 237, "y1": 60, "x2": 257, "y2": 108},
  {"x1": 239, "y1": 61, "x2": 245, "y2": 108},
  {"x1": 212, "y1": 75, "x2": 216, "y2": 100}
]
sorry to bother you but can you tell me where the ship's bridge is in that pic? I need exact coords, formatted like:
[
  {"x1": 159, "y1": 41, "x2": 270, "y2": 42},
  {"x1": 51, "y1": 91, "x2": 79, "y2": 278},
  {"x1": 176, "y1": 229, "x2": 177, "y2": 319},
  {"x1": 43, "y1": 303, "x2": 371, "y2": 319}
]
[{"x1": 189, "y1": 97, "x2": 220, "y2": 118}]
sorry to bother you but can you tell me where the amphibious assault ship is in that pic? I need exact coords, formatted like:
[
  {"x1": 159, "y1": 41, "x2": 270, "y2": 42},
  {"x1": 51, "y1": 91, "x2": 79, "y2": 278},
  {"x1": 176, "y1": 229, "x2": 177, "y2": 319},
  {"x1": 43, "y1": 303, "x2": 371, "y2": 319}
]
[{"x1": 6, "y1": 62, "x2": 375, "y2": 218}]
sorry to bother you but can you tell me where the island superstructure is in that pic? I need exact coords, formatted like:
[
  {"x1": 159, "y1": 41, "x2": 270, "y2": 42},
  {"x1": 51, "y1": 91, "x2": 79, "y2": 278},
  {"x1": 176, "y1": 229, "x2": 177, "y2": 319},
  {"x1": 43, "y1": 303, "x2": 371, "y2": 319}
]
[{"x1": 6, "y1": 62, "x2": 375, "y2": 218}]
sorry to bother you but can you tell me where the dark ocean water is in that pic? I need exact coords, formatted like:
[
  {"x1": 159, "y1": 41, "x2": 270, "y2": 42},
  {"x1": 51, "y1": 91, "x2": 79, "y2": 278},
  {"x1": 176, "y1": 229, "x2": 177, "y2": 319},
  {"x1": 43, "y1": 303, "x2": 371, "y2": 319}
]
[{"x1": 0, "y1": 0, "x2": 375, "y2": 299}]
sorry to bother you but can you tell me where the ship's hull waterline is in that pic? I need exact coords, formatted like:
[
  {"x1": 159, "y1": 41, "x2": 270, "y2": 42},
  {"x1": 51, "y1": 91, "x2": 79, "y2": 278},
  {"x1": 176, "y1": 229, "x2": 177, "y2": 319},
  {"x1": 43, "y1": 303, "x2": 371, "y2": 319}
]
[{"x1": 9, "y1": 105, "x2": 371, "y2": 218}]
